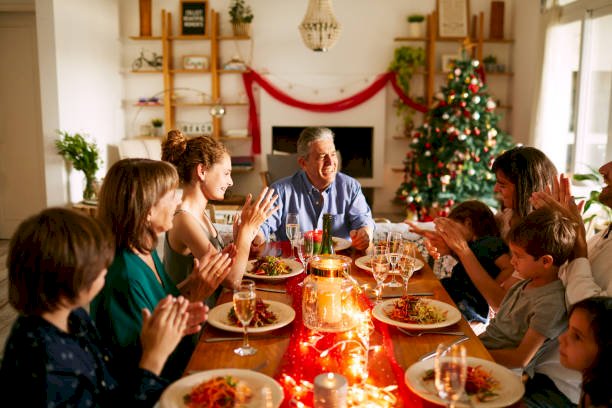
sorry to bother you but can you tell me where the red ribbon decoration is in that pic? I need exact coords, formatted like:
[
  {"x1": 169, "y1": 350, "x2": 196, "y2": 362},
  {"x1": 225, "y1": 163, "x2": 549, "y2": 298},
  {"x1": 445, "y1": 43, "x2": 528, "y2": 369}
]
[{"x1": 242, "y1": 70, "x2": 428, "y2": 154}]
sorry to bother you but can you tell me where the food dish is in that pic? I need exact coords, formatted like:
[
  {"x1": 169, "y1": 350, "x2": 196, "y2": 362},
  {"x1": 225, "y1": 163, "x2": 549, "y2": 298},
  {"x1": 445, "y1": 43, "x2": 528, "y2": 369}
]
[
  {"x1": 207, "y1": 300, "x2": 295, "y2": 333},
  {"x1": 159, "y1": 368, "x2": 284, "y2": 408},
  {"x1": 355, "y1": 255, "x2": 424, "y2": 273},
  {"x1": 332, "y1": 236, "x2": 352, "y2": 251},
  {"x1": 244, "y1": 257, "x2": 304, "y2": 280},
  {"x1": 372, "y1": 298, "x2": 461, "y2": 330},
  {"x1": 404, "y1": 356, "x2": 525, "y2": 407}
]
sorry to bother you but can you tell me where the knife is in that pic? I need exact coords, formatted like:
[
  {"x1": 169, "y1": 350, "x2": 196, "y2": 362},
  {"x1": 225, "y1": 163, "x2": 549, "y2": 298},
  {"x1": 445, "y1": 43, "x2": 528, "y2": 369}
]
[
  {"x1": 368, "y1": 292, "x2": 433, "y2": 299},
  {"x1": 417, "y1": 335, "x2": 469, "y2": 361},
  {"x1": 204, "y1": 334, "x2": 288, "y2": 343},
  {"x1": 255, "y1": 287, "x2": 286, "y2": 294}
]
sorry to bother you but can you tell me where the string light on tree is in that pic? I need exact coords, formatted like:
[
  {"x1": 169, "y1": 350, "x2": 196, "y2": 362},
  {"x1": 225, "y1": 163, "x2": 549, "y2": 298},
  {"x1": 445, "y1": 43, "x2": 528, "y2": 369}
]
[{"x1": 395, "y1": 49, "x2": 513, "y2": 220}]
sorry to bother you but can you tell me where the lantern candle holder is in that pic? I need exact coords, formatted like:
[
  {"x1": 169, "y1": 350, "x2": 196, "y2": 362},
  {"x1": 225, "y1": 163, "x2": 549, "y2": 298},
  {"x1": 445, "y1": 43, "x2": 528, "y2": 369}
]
[{"x1": 302, "y1": 254, "x2": 357, "y2": 332}]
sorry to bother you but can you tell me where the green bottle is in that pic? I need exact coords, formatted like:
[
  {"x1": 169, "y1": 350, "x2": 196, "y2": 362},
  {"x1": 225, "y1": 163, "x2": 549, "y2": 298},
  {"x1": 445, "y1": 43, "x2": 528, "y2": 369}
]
[{"x1": 320, "y1": 213, "x2": 335, "y2": 255}]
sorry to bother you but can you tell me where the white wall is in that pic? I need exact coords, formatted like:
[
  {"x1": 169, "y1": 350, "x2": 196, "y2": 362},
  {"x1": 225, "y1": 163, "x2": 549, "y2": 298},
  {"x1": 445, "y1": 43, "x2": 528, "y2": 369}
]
[{"x1": 119, "y1": 0, "x2": 536, "y2": 214}]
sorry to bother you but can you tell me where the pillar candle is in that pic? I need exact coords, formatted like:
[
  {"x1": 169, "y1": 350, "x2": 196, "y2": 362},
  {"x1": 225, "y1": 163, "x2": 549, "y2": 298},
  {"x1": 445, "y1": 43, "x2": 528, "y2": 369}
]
[{"x1": 314, "y1": 372, "x2": 348, "y2": 408}]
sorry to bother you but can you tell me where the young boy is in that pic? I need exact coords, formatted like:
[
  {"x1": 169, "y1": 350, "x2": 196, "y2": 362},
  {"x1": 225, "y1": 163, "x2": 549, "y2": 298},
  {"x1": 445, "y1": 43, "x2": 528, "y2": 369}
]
[
  {"x1": 0, "y1": 208, "x2": 191, "y2": 406},
  {"x1": 479, "y1": 207, "x2": 576, "y2": 405}
]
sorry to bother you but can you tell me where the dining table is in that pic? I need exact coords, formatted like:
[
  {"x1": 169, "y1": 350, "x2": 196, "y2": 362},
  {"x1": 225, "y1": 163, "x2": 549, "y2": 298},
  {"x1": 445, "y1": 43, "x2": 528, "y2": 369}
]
[{"x1": 184, "y1": 240, "x2": 496, "y2": 407}]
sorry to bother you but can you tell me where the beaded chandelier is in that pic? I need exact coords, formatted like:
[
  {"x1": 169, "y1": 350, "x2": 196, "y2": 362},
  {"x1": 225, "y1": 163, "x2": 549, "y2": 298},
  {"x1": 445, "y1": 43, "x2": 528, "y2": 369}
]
[{"x1": 298, "y1": 0, "x2": 342, "y2": 52}]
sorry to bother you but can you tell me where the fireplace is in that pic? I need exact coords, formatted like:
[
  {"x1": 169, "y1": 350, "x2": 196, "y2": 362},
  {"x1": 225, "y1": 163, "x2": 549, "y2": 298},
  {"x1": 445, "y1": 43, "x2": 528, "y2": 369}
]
[
  {"x1": 271, "y1": 126, "x2": 373, "y2": 178},
  {"x1": 259, "y1": 88, "x2": 386, "y2": 188}
]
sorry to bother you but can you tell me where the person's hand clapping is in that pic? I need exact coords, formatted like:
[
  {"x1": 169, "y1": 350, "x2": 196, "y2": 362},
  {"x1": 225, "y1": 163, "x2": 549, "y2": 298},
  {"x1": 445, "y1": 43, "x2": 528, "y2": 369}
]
[{"x1": 139, "y1": 295, "x2": 189, "y2": 375}]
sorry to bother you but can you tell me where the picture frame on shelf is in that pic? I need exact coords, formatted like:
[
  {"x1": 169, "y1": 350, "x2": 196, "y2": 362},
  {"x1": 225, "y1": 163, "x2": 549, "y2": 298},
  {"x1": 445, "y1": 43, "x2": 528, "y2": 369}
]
[
  {"x1": 437, "y1": 0, "x2": 470, "y2": 39},
  {"x1": 183, "y1": 55, "x2": 209, "y2": 71},
  {"x1": 180, "y1": 0, "x2": 207, "y2": 36},
  {"x1": 441, "y1": 54, "x2": 460, "y2": 72}
]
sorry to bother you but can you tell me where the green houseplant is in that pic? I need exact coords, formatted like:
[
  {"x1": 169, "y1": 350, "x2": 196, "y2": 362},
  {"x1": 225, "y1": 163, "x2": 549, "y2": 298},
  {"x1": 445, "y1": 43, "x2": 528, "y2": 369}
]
[
  {"x1": 483, "y1": 55, "x2": 497, "y2": 72},
  {"x1": 229, "y1": 0, "x2": 253, "y2": 36},
  {"x1": 573, "y1": 169, "x2": 612, "y2": 235},
  {"x1": 388, "y1": 46, "x2": 426, "y2": 133},
  {"x1": 55, "y1": 130, "x2": 102, "y2": 202},
  {"x1": 151, "y1": 118, "x2": 163, "y2": 136}
]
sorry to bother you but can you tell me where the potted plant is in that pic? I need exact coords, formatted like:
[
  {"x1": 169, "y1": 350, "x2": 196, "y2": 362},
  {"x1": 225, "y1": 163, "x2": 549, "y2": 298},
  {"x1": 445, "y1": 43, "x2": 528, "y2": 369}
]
[
  {"x1": 388, "y1": 46, "x2": 426, "y2": 134},
  {"x1": 55, "y1": 130, "x2": 102, "y2": 202},
  {"x1": 151, "y1": 118, "x2": 163, "y2": 137},
  {"x1": 406, "y1": 14, "x2": 425, "y2": 38},
  {"x1": 483, "y1": 55, "x2": 497, "y2": 72},
  {"x1": 229, "y1": 0, "x2": 253, "y2": 37}
]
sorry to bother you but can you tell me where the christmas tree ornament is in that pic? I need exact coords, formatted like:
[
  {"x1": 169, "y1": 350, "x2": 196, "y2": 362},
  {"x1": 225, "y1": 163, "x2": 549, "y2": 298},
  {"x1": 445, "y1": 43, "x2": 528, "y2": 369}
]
[
  {"x1": 394, "y1": 53, "x2": 513, "y2": 220},
  {"x1": 472, "y1": 60, "x2": 480, "y2": 67}
]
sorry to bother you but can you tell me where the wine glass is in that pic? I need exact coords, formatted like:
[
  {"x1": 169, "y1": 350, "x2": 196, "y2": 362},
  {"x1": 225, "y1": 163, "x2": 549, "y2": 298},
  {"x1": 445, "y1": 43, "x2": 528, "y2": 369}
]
[
  {"x1": 434, "y1": 343, "x2": 467, "y2": 407},
  {"x1": 397, "y1": 241, "x2": 417, "y2": 295},
  {"x1": 296, "y1": 231, "x2": 314, "y2": 271},
  {"x1": 386, "y1": 232, "x2": 403, "y2": 288},
  {"x1": 286, "y1": 213, "x2": 299, "y2": 256},
  {"x1": 371, "y1": 244, "x2": 390, "y2": 304},
  {"x1": 233, "y1": 279, "x2": 257, "y2": 356}
]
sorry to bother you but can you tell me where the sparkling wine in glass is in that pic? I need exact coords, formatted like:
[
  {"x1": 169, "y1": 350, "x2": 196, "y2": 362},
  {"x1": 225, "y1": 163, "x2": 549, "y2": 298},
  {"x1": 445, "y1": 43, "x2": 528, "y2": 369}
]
[
  {"x1": 386, "y1": 232, "x2": 403, "y2": 288},
  {"x1": 434, "y1": 344, "x2": 467, "y2": 407},
  {"x1": 233, "y1": 279, "x2": 257, "y2": 356},
  {"x1": 371, "y1": 244, "x2": 389, "y2": 304},
  {"x1": 286, "y1": 213, "x2": 299, "y2": 256},
  {"x1": 398, "y1": 241, "x2": 417, "y2": 295}
]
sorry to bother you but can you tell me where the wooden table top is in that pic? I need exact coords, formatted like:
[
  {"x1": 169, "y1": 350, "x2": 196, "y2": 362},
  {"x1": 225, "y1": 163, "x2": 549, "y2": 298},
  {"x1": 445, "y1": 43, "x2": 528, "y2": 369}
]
[{"x1": 185, "y1": 242, "x2": 492, "y2": 381}]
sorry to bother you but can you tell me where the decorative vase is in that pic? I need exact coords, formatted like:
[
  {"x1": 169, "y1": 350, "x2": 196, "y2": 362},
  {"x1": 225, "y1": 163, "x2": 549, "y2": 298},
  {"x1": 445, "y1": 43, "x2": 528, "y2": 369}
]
[
  {"x1": 408, "y1": 22, "x2": 425, "y2": 38},
  {"x1": 139, "y1": 0, "x2": 152, "y2": 37},
  {"x1": 232, "y1": 22, "x2": 251, "y2": 37},
  {"x1": 153, "y1": 125, "x2": 163, "y2": 137},
  {"x1": 83, "y1": 174, "x2": 98, "y2": 203}
]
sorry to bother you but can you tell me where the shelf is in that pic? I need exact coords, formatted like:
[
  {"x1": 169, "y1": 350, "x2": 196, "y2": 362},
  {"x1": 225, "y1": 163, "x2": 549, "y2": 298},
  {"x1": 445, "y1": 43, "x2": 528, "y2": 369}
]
[
  {"x1": 231, "y1": 166, "x2": 254, "y2": 173},
  {"x1": 130, "y1": 70, "x2": 163, "y2": 74},
  {"x1": 391, "y1": 166, "x2": 405, "y2": 173},
  {"x1": 219, "y1": 69, "x2": 249, "y2": 74},
  {"x1": 170, "y1": 69, "x2": 211, "y2": 74},
  {"x1": 435, "y1": 71, "x2": 514, "y2": 76},
  {"x1": 169, "y1": 35, "x2": 211, "y2": 40},
  {"x1": 133, "y1": 103, "x2": 164, "y2": 107},
  {"x1": 172, "y1": 101, "x2": 248, "y2": 107},
  {"x1": 219, "y1": 35, "x2": 251, "y2": 40},
  {"x1": 394, "y1": 37, "x2": 514, "y2": 43},
  {"x1": 392, "y1": 135, "x2": 412, "y2": 140},
  {"x1": 129, "y1": 36, "x2": 162, "y2": 40},
  {"x1": 221, "y1": 135, "x2": 251, "y2": 140}
]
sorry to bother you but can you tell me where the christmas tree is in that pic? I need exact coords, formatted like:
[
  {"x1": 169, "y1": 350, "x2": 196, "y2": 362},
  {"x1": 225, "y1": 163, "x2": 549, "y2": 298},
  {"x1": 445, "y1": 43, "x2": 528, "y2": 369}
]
[{"x1": 395, "y1": 51, "x2": 514, "y2": 221}]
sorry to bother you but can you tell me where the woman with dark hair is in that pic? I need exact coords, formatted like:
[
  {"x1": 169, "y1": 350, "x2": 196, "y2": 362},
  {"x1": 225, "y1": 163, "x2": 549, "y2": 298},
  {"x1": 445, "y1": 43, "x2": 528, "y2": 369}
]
[
  {"x1": 438, "y1": 200, "x2": 513, "y2": 323},
  {"x1": 0, "y1": 208, "x2": 190, "y2": 406},
  {"x1": 491, "y1": 145, "x2": 558, "y2": 239},
  {"x1": 161, "y1": 130, "x2": 278, "y2": 305},
  {"x1": 91, "y1": 158, "x2": 232, "y2": 381},
  {"x1": 558, "y1": 297, "x2": 612, "y2": 407}
]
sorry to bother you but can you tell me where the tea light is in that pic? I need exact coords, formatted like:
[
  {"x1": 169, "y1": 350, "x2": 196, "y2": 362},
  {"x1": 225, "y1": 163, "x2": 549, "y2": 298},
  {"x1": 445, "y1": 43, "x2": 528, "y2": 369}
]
[{"x1": 314, "y1": 372, "x2": 348, "y2": 408}]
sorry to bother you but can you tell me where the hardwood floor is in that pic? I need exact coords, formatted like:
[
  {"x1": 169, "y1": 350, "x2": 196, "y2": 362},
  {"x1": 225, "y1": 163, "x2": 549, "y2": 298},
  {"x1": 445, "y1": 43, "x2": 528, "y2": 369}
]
[{"x1": 0, "y1": 239, "x2": 17, "y2": 356}]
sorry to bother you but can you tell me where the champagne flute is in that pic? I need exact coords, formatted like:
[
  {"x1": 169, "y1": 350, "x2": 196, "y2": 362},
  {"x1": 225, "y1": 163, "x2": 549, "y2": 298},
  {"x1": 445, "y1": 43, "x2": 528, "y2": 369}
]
[
  {"x1": 296, "y1": 231, "x2": 314, "y2": 271},
  {"x1": 434, "y1": 344, "x2": 467, "y2": 407},
  {"x1": 371, "y1": 244, "x2": 390, "y2": 304},
  {"x1": 233, "y1": 279, "x2": 257, "y2": 356},
  {"x1": 386, "y1": 232, "x2": 403, "y2": 288},
  {"x1": 398, "y1": 241, "x2": 417, "y2": 295},
  {"x1": 286, "y1": 212, "x2": 299, "y2": 257}
]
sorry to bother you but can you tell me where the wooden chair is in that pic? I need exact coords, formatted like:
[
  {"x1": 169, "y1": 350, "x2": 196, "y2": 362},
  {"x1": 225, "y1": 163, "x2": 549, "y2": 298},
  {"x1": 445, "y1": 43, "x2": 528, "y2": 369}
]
[{"x1": 207, "y1": 203, "x2": 241, "y2": 224}]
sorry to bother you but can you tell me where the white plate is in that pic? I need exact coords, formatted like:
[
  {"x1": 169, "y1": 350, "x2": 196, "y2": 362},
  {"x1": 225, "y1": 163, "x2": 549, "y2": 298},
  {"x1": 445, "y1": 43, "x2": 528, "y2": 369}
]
[
  {"x1": 207, "y1": 300, "x2": 295, "y2": 333},
  {"x1": 333, "y1": 236, "x2": 352, "y2": 251},
  {"x1": 159, "y1": 368, "x2": 284, "y2": 408},
  {"x1": 372, "y1": 298, "x2": 461, "y2": 330},
  {"x1": 355, "y1": 255, "x2": 424, "y2": 273},
  {"x1": 244, "y1": 257, "x2": 304, "y2": 280},
  {"x1": 405, "y1": 356, "x2": 524, "y2": 408}
]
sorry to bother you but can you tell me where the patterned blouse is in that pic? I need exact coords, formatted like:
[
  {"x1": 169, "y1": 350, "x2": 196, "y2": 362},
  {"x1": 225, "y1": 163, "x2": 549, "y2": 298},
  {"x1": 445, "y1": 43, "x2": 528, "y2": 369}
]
[{"x1": 0, "y1": 308, "x2": 168, "y2": 407}]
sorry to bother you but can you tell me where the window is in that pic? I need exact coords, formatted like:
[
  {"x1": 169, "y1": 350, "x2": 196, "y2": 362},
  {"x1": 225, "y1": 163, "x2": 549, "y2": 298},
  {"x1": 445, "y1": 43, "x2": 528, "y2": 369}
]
[{"x1": 537, "y1": 1, "x2": 612, "y2": 174}]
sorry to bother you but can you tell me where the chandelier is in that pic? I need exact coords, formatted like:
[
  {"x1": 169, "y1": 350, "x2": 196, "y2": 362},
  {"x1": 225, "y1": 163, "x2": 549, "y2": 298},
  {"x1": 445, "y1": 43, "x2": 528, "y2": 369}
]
[{"x1": 298, "y1": 0, "x2": 342, "y2": 52}]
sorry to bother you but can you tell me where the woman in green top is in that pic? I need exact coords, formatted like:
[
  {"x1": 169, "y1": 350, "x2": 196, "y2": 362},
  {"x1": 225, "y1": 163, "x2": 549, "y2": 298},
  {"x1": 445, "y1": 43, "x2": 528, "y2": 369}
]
[{"x1": 91, "y1": 158, "x2": 232, "y2": 381}]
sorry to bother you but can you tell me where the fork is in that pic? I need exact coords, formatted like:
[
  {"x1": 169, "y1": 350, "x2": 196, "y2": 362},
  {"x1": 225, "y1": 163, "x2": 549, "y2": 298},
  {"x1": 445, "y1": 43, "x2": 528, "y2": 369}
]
[{"x1": 397, "y1": 327, "x2": 465, "y2": 337}]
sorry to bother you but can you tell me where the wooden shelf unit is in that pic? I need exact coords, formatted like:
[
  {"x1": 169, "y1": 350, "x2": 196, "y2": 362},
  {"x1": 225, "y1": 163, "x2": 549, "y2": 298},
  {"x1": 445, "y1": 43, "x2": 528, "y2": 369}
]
[
  {"x1": 128, "y1": 8, "x2": 251, "y2": 141},
  {"x1": 394, "y1": 11, "x2": 513, "y2": 108}
]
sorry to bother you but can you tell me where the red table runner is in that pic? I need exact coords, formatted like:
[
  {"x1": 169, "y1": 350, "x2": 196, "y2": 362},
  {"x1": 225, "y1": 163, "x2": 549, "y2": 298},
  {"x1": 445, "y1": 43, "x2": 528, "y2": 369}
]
[{"x1": 274, "y1": 274, "x2": 424, "y2": 407}]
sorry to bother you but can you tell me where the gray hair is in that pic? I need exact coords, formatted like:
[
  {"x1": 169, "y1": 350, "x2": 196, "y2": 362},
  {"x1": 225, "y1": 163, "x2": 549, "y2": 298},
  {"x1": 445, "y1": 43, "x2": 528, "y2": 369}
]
[{"x1": 297, "y1": 127, "x2": 335, "y2": 158}]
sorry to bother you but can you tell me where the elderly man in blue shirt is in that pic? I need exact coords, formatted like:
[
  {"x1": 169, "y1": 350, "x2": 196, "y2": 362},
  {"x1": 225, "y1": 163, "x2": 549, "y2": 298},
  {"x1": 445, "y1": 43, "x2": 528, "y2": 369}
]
[{"x1": 253, "y1": 127, "x2": 374, "y2": 251}]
